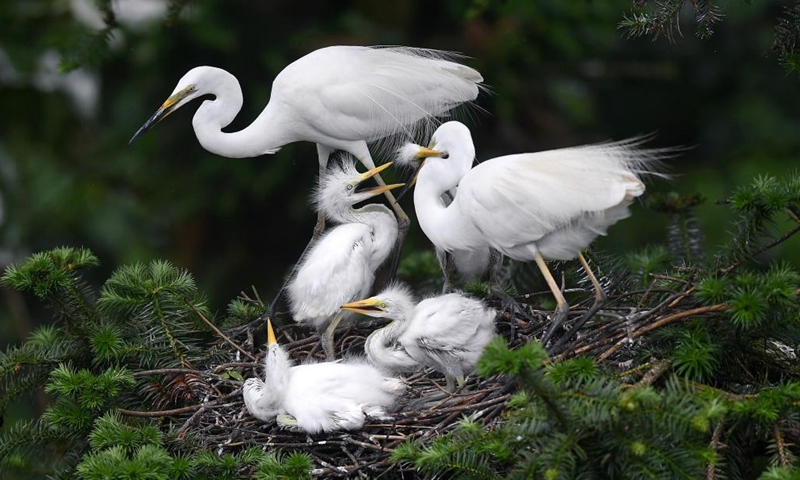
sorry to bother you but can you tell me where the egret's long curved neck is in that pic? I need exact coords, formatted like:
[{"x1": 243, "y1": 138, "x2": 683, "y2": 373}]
[
  {"x1": 364, "y1": 299, "x2": 416, "y2": 371},
  {"x1": 414, "y1": 167, "x2": 480, "y2": 252},
  {"x1": 264, "y1": 344, "x2": 291, "y2": 394},
  {"x1": 192, "y1": 76, "x2": 297, "y2": 158}
]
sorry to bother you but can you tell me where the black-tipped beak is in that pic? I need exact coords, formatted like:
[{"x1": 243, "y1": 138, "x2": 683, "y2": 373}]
[
  {"x1": 128, "y1": 85, "x2": 195, "y2": 145},
  {"x1": 128, "y1": 108, "x2": 168, "y2": 145}
]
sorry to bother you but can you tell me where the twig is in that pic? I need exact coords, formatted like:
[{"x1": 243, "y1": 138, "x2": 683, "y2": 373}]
[
  {"x1": 636, "y1": 359, "x2": 673, "y2": 386},
  {"x1": 719, "y1": 222, "x2": 800, "y2": 276},
  {"x1": 597, "y1": 304, "x2": 726, "y2": 361},
  {"x1": 184, "y1": 299, "x2": 256, "y2": 361},
  {"x1": 774, "y1": 423, "x2": 788, "y2": 467},
  {"x1": 707, "y1": 419, "x2": 725, "y2": 480}
]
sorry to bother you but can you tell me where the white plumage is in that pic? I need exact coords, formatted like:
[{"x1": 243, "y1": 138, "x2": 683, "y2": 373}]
[
  {"x1": 341, "y1": 283, "x2": 496, "y2": 391},
  {"x1": 402, "y1": 121, "x2": 669, "y2": 325},
  {"x1": 286, "y1": 157, "x2": 400, "y2": 360},
  {"x1": 129, "y1": 46, "x2": 483, "y2": 246},
  {"x1": 243, "y1": 321, "x2": 404, "y2": 434}
]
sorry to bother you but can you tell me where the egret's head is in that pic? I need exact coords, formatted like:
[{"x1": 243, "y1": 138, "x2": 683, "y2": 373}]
[
  {"x1": 395, "y1": 121, "x2": 476, "y2": 199},
  {"x1": 128, "y1": 66, "x2": 235, "y2": 144},
  {"x1": 341, "y1": 283, "x2": 415, "y2": 320},
  {"x1": 315, "y1": 157, "x2": 404, "y2": 215}
]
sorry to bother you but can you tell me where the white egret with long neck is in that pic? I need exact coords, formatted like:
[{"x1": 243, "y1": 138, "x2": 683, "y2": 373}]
[
  {"x1": 242, "y1": 320, "x2": 404, "y2": 433},
  {"x1": 286, "y1": 158, "x2": 402, "y2": 360},
  {"x1": 128, "y1": 46, "x2": 483, "y2": 271},
  {"x1": 342, "y1": 283, "x2": 496, "y2": 392},
  {"x1": 401, "y1": 121, "x2": 669, "y2": 332}
]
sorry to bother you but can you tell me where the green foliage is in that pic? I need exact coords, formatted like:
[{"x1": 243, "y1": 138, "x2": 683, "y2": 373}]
[
  {"x1": 672, "y1": 330, "x2": 719, "y2": 381},
  {"x1": 625, "y1": 245, "x2": 671, "y2": 285},
  {"x1": 760, "y1": 465, "x2": 800, "y2": 480},
  {"x1": 0, "y1": 248, "x2": 224, "y2": 476},
  {"x1": 397, "y1": 342, "x2": 723, "y2": 479},
  {"x1": 97, "y1": 260, "x2": 214, "y2": 368}
]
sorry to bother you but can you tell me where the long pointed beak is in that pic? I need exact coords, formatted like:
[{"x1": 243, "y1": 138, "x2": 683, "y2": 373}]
[
  {"x1": 358, "y1": 162, "x2": 393, "y2": 183},
  {"x1": 356, "y1": 182, "x2": 405, "y2": 196},
  {"x1": 355, "y1": 162, "x2": 404, "y2": 196},
  {"x1": 396, "y1": 147, "x2": 448, "y2": 201},
  {"x1": 341, "y1": 298, "x2": 385, "y2": 315},
  {"x1": 128, "y1": 86, "x2": 195, "y2": 145},
  {"x1": 267, "y1": 319, "x2": 277, "y2": 345},
  {"x1": 415, "y1": 147, "x2": 446, "y2": 160}
]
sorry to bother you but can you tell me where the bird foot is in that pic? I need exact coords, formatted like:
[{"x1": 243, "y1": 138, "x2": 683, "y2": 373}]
[
  {"x1": 541, "y1": 305, "x2": 570, "y2": 348},
  {"x1": 276, "y1": 414, "x2": 303, "y2": 432}
]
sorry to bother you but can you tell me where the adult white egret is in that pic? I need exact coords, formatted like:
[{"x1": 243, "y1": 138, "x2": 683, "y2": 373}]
[
  {"x1": 397, "y1": 142, "x2": 495, "y2": 293},
  {"x1": 128, "y1": 46, "x2": 483, "y2": 264},
  {"x1": 400, "y1": 121, "x2": 669, "y2": 329},
  {"x1": 286, "y1": 157, "x2": 402, "y2": 360},
  {"x1": 242, "y1": 320, "x2": 404, "y2": 434},
  {"x1": 341, "y1": 283, "x2": 496, "y2": 392}
]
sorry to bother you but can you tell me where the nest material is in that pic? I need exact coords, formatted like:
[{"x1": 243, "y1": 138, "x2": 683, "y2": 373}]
[{"x1": 125, "y1": 278, "x2": 714, "y2": 477}]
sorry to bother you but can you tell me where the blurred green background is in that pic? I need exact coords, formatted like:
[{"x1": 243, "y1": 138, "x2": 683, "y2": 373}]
[{"x1": 1, "y1": 0, "x2": 799, "y2": 363}]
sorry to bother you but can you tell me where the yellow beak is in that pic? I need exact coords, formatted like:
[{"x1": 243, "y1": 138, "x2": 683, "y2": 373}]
[
  {"x1": 415, "y1": 147, "x2": 446, "y2": 160},
  {"x1": 340, "y1": 298, "x2": 384, "y2": 315},
  {"x1": 129, "y1": 85, "x2": 196, "y2": 145},
  {"x1": 267, "y1": 319, "x2": 277, "y2": 345},
  {"x1": 358, "y1": 162, "x2": 393, "y2": 182}
]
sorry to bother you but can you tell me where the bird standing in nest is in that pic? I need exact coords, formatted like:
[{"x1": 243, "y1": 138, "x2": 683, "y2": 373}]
[
  {"x1": 242, "y1": 320, "x2": 404, "y2": 434},
  {"x1": 286, "y1": 157, "x2": 403, "y2": 360},
  {"x1": 341, "y1": 283, "x2": 496, "y2": 392},
  {"x1": 398, "y1": 121, "x2": 670, "y2": 336}
]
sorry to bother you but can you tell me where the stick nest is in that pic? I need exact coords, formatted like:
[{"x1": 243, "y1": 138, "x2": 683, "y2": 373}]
[{"x1": 129, "y1": 278, "x2": 709, "y2": 477}]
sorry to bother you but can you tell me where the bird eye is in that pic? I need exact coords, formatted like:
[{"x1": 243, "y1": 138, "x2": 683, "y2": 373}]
[
  {"x1": 346, "y1": 184, "x2": 354, "y2": 190},
  {"x1": 380, "y1": 302, "x2": 387, "y2": 309}
]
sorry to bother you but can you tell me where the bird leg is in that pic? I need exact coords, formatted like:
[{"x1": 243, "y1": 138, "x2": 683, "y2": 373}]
[
  {"x1": 578, "y1": 252, "x2": 607, "y2": 305},
  {"x1": 357, "y1": 153, "x2": 410, "y2": 280},
  {"x1": 321, "y1": 312, "x2": 345, "y2": 361},
  {"x1": 445, "y1": 375, "x2": 456, "y2": 393},
  {"x1": 314, "y1": 144, "x2": 332, "y2": 239},
  {"x1": 436, "y1": 248, "x2": 458, "y2": 293},
  {"x1": 488, "y1": 250, "x2": 530, "y2": 337},
  {"x1": 535, "y1": 252, "x2": 570, "y2": 346},
  {"x1": 383, "y1": 180, "x2": 410, "y2": 280}
]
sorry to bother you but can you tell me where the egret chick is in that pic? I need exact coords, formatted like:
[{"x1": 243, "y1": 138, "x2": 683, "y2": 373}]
[
  {"x1": 287, "y1": 157, "x2": 402, "y2": 360},
  {"x1": 242, "y1": 320, "x2": 405, "y2": 434},
  {"x1": 403, "y1": 121, "x2": 669, "y2": 333},
  {"x1": 342, "y1": 284, "x2": 496, "y2": 392}
]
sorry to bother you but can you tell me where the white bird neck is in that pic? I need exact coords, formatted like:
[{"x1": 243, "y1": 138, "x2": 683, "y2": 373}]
[
  {"x1": 264, "y1": 344, "x2": 291, "y2": 395},
  {"x1": 414, "y1": 165, "x2": 480, "y2": 252},
  {"x1": 364, "y1": 296, "x2": 416, "y2": 370},
  {"x1": 191, "y1": 72, "x2": 297, "y2": 158}
]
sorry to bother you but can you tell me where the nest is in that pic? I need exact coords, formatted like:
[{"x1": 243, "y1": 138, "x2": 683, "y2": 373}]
[{"x1": 123, "y1": 278, "x2": 710, "y2": 477}]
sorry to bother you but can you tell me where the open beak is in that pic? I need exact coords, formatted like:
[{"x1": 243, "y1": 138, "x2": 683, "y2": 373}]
[
  {"x1": 128, "y1": 85, "x2": 195, "y2": 145},
  {"x1": 341, "y1": 298, "x2": 385, "y2": 315},
  {"x1": 267, "y1": 319, "x2": 277, "y2": 345},
  {"x1": 355, "y1": 162, "x2": 405, "y2": 195},
  {"x1": 396, "y1": 146, "x2": 448, "y2": 201}
]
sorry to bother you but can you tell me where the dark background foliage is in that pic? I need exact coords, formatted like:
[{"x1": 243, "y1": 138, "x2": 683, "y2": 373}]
[{"x1": 2, "y1": 0, "x2": 799, "y2": 450}]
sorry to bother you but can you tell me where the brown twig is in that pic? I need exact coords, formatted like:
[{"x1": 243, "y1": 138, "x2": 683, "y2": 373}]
[
  {"x1": 184, "y1": 299, "x2": 255, "y2": 361},
  {"x1": 598, "y1": 304, "x2": 726, "y2": 361}
]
